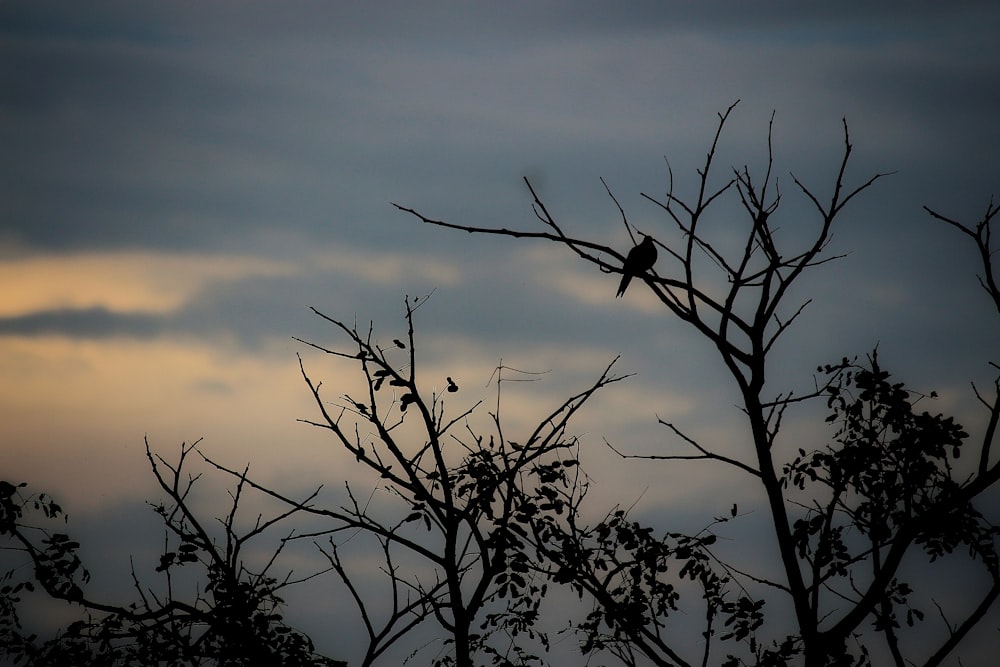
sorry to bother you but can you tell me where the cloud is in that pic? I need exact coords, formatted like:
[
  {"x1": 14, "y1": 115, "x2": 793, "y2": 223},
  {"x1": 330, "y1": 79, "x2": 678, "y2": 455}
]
[
  {"x1": 0, "y1": 247, "x2": 462, "y2": 344},
  {"x1": 0, "y1": 252, "x2": 292, "y2": 317},
  {"x1": 0, "y1": 306, "x2": 160, "y2": 338}
]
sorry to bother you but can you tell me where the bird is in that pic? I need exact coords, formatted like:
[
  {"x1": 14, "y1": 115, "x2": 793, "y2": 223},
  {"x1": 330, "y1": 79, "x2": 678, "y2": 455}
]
[{"x1": 616, "y1": 234, "x2": 657, "y2": 297}]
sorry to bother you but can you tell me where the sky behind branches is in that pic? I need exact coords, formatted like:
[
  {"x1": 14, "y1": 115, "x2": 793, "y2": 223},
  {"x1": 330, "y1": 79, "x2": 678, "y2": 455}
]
[{"x1": 2, "y1": 1, "x2": 999, "y2": 663}]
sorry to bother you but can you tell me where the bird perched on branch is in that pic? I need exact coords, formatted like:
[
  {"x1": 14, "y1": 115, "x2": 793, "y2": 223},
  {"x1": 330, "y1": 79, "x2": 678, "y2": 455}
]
[{"x1": 616, "y1": 234, "x2": 658, "y2": 297}]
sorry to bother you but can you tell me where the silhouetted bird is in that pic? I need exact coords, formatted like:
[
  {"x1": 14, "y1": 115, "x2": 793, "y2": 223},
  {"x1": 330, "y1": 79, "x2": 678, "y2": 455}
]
[{"x1": 616, "y1": 234, "x2": 657, "y2": 297}]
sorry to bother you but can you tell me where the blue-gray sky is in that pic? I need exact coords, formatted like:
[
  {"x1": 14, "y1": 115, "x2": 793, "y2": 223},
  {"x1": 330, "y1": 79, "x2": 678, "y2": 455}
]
[{"x1": 2, "y1": 2, "x2": 999, "y2": 664}]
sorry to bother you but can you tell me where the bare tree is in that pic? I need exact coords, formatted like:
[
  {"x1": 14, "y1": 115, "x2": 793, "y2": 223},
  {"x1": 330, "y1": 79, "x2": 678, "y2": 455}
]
[
  {"x1": 202, "y1": 296, "x2": 626, "y2": 667},
  {"x1": 395, "y1": 101, "x2": 1000, "y2": 667}
]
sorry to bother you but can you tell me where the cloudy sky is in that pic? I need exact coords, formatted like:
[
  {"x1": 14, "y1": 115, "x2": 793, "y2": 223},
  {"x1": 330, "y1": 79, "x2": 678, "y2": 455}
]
[{"x1": 2, "y1": 1, "x2": 999, "y2": 663}]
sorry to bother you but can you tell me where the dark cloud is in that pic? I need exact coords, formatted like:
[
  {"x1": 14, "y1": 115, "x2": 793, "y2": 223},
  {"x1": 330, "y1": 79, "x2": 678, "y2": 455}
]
[
  {"x1": 1, "y1": 0, "x2": 994, "y2": 282},
  {"x1": 0, "y1": 306, "x2": 162, "y2": 338},
  {"x1": 0, "y1": 1, "x2": 182, "y2": 49}
]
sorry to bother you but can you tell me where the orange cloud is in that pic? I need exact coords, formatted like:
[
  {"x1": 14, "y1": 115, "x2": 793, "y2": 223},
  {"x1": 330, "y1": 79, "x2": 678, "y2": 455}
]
[{"x1": 0, "y1": 252, "x2": 294, "y2": 318}]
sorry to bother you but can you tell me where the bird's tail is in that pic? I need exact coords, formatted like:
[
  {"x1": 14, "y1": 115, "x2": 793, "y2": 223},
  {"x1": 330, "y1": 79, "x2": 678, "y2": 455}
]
[{"x1": 616, "y1": 274, "x2": 632, "y2": 298}]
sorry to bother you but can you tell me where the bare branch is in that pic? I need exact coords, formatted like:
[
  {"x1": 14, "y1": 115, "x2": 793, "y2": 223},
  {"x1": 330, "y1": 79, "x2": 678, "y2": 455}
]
[
  {"x1": 605, "y1": 417, "x2": 760, "y2": 478},
  {"x1": 924, "y1": 197, "x2": 1000, "y2": 315}
]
